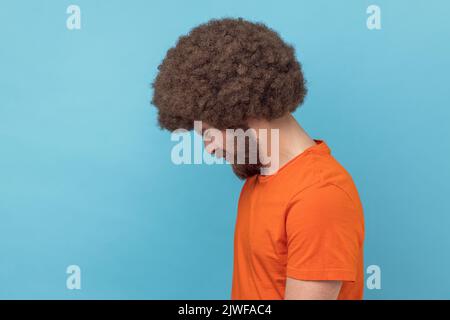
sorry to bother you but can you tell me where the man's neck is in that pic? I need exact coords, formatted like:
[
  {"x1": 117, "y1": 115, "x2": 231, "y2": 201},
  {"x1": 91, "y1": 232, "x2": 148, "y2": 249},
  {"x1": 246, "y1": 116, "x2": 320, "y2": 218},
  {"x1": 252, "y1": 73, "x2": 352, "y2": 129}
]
[{"x1": 248, "y1": 113, "x2": 316, "y2": 174}]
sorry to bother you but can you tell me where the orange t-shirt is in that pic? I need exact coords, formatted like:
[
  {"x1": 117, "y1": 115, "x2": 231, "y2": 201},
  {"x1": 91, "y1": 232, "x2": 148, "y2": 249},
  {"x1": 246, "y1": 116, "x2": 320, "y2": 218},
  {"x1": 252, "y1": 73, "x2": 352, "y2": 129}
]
[{"x1": 231, "y1": 140, "x2": 365, "y2": 300}]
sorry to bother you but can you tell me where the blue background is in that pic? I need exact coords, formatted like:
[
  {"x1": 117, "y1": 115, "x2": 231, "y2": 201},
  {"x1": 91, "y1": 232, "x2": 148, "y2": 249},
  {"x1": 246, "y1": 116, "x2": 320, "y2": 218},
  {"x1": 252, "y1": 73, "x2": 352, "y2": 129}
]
[{"x1": 1, "y1": 0, "x2": 449, "y2": 299}]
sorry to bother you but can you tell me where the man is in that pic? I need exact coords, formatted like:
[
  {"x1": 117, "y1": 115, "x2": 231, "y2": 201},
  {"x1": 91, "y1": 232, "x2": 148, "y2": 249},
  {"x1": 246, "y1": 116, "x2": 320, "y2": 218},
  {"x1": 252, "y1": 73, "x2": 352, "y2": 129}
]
[{"x1": 152, "y1": 18, "x2": 365, "y2": 300}]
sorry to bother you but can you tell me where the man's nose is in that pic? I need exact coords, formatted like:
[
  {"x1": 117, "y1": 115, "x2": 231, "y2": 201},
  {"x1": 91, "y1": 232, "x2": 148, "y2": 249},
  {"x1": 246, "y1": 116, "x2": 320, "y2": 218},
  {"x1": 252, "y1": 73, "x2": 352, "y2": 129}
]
[{"x1": 204, "y1": 140, "x2": 216, "y2": 155}]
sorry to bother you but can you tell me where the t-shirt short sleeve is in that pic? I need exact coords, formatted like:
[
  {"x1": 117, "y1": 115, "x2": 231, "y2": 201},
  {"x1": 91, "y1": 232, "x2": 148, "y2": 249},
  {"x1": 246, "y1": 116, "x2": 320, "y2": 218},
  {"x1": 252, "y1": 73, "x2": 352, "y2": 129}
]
[{"x1": 285, "y1": 184, "x2": 363, "y2": 282}]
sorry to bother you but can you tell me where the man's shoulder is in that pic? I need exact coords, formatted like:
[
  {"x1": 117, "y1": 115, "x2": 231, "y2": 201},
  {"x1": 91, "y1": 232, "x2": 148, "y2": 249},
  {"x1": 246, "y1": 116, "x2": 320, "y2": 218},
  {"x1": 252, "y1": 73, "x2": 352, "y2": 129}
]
[{"x1": 287, "y1": 152, "x2": 361, "y2": 205}]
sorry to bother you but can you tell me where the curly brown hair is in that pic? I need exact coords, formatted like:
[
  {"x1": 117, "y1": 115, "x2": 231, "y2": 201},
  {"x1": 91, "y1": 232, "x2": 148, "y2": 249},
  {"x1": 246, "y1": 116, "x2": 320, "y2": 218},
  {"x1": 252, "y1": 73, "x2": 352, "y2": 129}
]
[{"x1": 152, "y1": 18, "x2": 307, "y2": 131}]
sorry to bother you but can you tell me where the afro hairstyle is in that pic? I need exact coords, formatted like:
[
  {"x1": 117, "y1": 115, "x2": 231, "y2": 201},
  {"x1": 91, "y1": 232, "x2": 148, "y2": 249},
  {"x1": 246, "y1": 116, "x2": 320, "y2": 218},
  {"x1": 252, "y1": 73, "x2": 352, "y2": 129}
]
[{"x1": 152, "y1": 17, "x2": 307, "y2": 131}]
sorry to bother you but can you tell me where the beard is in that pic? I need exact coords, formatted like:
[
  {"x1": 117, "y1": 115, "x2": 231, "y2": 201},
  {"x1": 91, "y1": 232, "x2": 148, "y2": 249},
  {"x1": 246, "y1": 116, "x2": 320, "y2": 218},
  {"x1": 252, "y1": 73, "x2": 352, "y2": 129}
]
[
  {"x1": 229, "y1": 127, "x2": 265, "y2": 180},
  {"x1": 231, "y1": 161, "x2": 263, "y2": 180}
]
